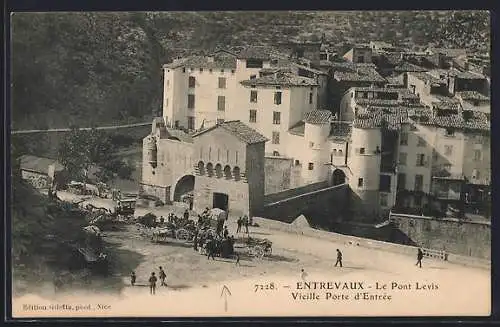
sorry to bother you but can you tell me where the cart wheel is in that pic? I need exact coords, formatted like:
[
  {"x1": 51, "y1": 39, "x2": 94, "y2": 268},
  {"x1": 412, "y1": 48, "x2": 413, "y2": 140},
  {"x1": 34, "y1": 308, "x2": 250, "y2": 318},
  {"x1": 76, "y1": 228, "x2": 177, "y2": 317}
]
[
  {"x1": 176, "y1": 229, "x2": 190, "y2": 242},
  {"x1": 254, "y1": 246, "x2": 265, "y2": 259}
]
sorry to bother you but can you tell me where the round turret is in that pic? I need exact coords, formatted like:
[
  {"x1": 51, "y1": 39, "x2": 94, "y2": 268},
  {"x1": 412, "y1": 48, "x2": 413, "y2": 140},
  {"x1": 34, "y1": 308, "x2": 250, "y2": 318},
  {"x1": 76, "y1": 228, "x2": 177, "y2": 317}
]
[{"x1": 145, "y1": 135, "x2": 158, "y2": 168}]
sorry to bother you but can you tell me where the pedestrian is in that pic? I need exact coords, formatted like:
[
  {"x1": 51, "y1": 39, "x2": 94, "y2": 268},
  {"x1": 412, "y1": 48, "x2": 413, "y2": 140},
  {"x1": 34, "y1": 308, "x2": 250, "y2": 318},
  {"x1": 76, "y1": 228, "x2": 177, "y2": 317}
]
[
  {"x1": 158, "y1": 266, "x2": 167, "y2": 286},
  {"x1": 148, "y1": 272, "x2": 157, "y2": 295},
  {"x1": 416, "y1": 248, "x2": 424, "y2": 268},
  {"x1": 184, "y1": 209, "x2": 189, "y2": 220},
  {"x1": 223, "y1": 225, "x2": 229, "y2": 239},
  {"x1": 235, "y1": 253, "x2": 240, "y2": 266},
  {"x1": 193, "y1": 232, "x2": 198, "y2": 251},
  {"x1": 301, "y1": 268, "x2": 308, "y2": 281},
  {"x1": 216, "y1": 219, "x2": 224, "y2": 236},
  {"x1": 207, "y1": 239, "x2": 216, "y2": 260},
  {"x1": 335, "y1": 249, "x2": 343, "y2": 267},
  {"x1": 130, "y1": 271, "x2": 136, "y2": 286},
  {"x1": 243, "y1": 215, "x2": 249, "y2": 234},
  {"x1": 159, "y1": 216, "x2": 165, "y2": 224},
  {"x1": 236, "y1": 217, "x2": 242, "y2": 233}
]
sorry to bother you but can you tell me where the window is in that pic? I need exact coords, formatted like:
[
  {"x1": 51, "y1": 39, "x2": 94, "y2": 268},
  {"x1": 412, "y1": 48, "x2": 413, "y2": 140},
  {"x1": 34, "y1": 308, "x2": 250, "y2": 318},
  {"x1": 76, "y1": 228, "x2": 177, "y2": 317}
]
[
  {"x1": 333, "y1": 149, "x2": 338, "y2": 156},
  {"x1": 272, "y1": 131, "x2": 280, "y2": 144},
  {"x1": 473, "y1": 150, "x2": 481, "y2": 161},
  {"x1": 166, "y1": 79, "x2": 170, "y2": 87},
  {"x1": 444, "y1": 145, "x2": 453, "y2": 156},
  {"x1": 188, "y1": 94, "x2": 195, "y2": 109},
  {"x1": 218, "y1": 77, "x2": 226, "y2": 89},
  {"x1": 199, "y1": 68, "x2": 203, "y2": 72},
  {"x1": 309, "y1": 142, "x2": 314, "y2": 148},
  {"x1": 250, "y1": 90, "x2": 258, "y2": 103},
  {"x1": 472, "y1": 169, "x2": 480, "y2": 180},
  {"x1": 445, "y1": 128, "x2": 455, "y2": 137},
  {"x1": 187, "y1": 117, "x2": 195, "y2": 130},
  {"x1": 249, "y1": 109, "x2": 257, "y2": 123},
  {"x1": 379, "y1": 175, "x2": 392, "y2": 192},
  {"x1": 417, "y1": 136, "x2": 426, "y2": 147},
  {"x1": 273, "y1": 151, "x2": 280, "y2": 156},
  {"x1": 397, "y1": 173, "x2": 406, "y2": 190},
  {"x1": 309, "y1": 92, "x2": 313, "y2": 104},
  {"x1": 400, "y1": 132, "x2": 408, "y2": 145},
  {"x1": 359, "y1": 147, "x2": 365, "y2": 155},
  {"x1": 217, "y1": 96, "x2": 225, "y2": 111},
  {"x1": 221, "y1": 69, "x2": 225, "y2": 73},
  {"x1": 357, "y1": 56, "x2": 364, "y2": 63},
  {"x1": 235, "y1": 151, "x2": 238, "y2": 164},
  {"x1": 273, "y1": 111, "x2": 281, "y2": 125},
  {"x1": 398, "y1": 152, "x2": 407, "y2": 165},
  {"x1": 295, "y1": 160, "x2": 300, "y2": 166},
  {"x1": 250, "y1": 74, "x2": 257, "y2": 80},
  {"x1": 209, "y1": 68, "x2": 213, "y2": 73},
  {"x1": 416, "y1": 154, "x2": 425, "y2": 166},
  {"x1": 188, "y1": 76, "x2": 196, "y2": 88},
  {"x1": 217, "y1": 119, "x2": 225, "y2": 124},
  {"x1": 380, "y1": 193, "x2": 389, "y2": 207},
  {"x1": 358, "y1": 178, "x2": 364, "y2": 188},
  {"x1": 182, "y1": 67, "x2": 186, "y2": 73},
  {"x1": 414, "y1": 174, "x2": 423, "y2": 192},
  {"x1": 308, "y1": 163, "x2": 314, "y2": 170},
  {"x1": 274, "y1": 92, "x2": 282, "y2": 105}
]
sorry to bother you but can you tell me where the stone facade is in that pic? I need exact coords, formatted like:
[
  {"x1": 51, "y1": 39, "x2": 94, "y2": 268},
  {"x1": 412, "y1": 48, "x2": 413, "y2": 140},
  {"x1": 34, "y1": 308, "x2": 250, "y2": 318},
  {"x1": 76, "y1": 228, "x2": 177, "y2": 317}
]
[{"x1": 191, "y1": 121, "x2": 266, "y2": 218}]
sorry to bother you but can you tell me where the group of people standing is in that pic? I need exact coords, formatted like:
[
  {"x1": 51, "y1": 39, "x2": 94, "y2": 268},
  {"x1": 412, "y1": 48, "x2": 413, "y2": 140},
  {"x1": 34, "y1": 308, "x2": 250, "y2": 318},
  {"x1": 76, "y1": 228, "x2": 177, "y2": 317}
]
[
  {"x1": 236, "y1": 215, "x2": 250, "y2": 234},
  {"x1": 130, "y1": 266, "x2": 167, "y2": 295}
]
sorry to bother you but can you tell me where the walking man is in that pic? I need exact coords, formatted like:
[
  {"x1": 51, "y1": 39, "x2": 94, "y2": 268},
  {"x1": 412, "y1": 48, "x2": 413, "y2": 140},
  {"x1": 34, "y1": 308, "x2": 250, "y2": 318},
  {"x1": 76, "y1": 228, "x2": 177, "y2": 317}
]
[
  {"x1": 148, "y1": 272, "x2": 157, "y2": 295},
  {"x1": 335, "y1": 249, "x2": 343, "y2": 267},
  {"x1": 184, "y1": 209, "x2": 189, "y2": 220},
  {"x1": 236, "y1": 217, "x2": 242, "y2": 233},
  {"x1": 130, "y1": 271, "x2": 136, "y2": 286},
  {"x1": 243, "y1": 215, "x2": 249, "y2": 235},
  {"x1": 235, "y1": 253, "x2": 240, "y2": 266},
  {"x1": 416, "y1": 248, "x2": 424, "y2": 268},
  {"x1": 159, "y1": 266, "x2": 167, "y2": 286},
  {"x1": 223, "y1": 226, "x2": 229, "y2": 239}
]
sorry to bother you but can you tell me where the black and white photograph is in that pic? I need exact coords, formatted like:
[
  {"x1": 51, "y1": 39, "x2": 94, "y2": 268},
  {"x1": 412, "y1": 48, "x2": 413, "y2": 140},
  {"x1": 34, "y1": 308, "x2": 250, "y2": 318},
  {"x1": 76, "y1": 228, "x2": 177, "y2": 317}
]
[{"x1": 9, "y1": 10, "x2": 491, "y2": 317}]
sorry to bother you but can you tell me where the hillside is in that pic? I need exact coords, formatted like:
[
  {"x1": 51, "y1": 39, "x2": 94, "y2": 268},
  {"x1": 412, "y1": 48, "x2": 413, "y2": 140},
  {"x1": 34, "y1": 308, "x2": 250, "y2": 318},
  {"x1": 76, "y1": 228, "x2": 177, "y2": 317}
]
[{"x1": 11, "y1": 11, "x2": 490, "y2": 130}]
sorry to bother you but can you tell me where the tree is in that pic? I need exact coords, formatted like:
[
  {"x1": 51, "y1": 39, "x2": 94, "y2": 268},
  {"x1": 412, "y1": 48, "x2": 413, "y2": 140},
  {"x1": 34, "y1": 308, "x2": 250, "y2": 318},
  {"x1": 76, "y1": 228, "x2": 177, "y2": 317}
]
[{"x1": 58, "y1": 128, "x2": 132, "y2": 185}]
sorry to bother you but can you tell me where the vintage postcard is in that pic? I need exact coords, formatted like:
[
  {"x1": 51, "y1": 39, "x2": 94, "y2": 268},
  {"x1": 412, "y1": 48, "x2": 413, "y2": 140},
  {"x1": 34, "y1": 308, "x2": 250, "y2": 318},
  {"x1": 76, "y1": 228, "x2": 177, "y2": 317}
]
[{"x1": 9, "y1": 10, "x2": 491, "y2": 318}]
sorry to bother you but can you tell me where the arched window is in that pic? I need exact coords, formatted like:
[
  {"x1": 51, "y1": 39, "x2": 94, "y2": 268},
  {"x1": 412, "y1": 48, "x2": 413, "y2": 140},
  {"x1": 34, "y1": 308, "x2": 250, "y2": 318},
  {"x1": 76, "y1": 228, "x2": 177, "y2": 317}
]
[
  {"x1": 215, "y1": 164, "x2": 223, "y2": 178},
  {"x1": 206, "y1": 163, "x2": 214, "y2": 177},
  {"x1": 273, "y1": 151, "x2": 280, "y2": 156},
  {"x1": 224, "y1": 165, "x2": 232, "y2": 179},
  {"x1": 333, "y1": 149, "x2": 338, "y2": 156},
  {"x1": 197, "y1": 161, "x2": 205, "y2": 175},
  {"x1": 233, "y1": 166, "x2": 241, "y2": 181}
]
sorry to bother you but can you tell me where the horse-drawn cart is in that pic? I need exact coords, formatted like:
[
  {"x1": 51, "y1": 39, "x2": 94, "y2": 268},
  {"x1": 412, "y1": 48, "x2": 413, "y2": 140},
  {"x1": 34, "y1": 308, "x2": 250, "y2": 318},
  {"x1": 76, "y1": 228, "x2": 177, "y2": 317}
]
[{"x1": 241, "y1": 237, "x2": 273, "y2": 259}]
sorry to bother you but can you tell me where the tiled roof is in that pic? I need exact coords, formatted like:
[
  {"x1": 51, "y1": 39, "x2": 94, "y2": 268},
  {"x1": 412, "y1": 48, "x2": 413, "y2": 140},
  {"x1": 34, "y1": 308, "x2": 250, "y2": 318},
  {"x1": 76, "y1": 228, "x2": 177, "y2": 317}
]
[
  {"x1": 394, "y1": 61, "x2": 428, "y2": 73},
  {"x1": 288, "y1": 121, "x2": 305, "y2": 136},
  {"x1": 19, "y1": 155, "x2": 65, "y2": 174},
  {"x1": 432, "y1": 48, "x2": 467, "y2": 58},
  {"x1": 236, "y1": 46, "x2": 283, "y2": 60},
  {"x1": 353, "y1": 107, "x2": 409, "y2": 130},
  {"x1": 240, "y1": 72, "x2": 318, "y2": 87},
  {"x1": 415, "y1": 111, "x2": 489, "y2": 132},
  {"x1": 334, "y1": 67, "x2": 386, "y2": 83},
  {"x1": 409, "y1": 72, "x2": 445, "y2": 85},
  {"x1": 193, "y1": 120, "x2": 268, "y2": 144},
  {"x1": 164, "y1": 55, "x2": 236, "y2": 69},
  {"x1": 457, "y1": 91, "x2": 490, "y2": 101},
  {"x1": 304, "y1": 110, "x2": 333, "y2": 124},
  {"x1": 329, "y1": 122, "x2": 352, "y2": 139}
]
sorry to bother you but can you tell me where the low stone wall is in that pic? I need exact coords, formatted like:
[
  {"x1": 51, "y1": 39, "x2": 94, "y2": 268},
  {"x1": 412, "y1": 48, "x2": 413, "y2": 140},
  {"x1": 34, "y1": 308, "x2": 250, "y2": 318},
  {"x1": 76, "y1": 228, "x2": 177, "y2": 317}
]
[
  {"x1": 139, "y1": 183, "x2": 171, "y2": 204},
  {"x1": 390, "y1": 213, "x2": 491, "y2": 260},
  {"x1": 253, "y1": 217, "x2": 490, "y2": 269},
  {"x1": 263, "y1": 181, "x2": 330, "y2": 205}
]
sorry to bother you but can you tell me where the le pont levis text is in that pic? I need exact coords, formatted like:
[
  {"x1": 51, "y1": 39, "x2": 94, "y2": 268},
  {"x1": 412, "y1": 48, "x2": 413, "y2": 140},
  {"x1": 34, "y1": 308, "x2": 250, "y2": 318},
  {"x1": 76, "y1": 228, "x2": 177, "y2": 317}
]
[{"x1": 296, "y1": 281, "x2": 365, "y2": 290}]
